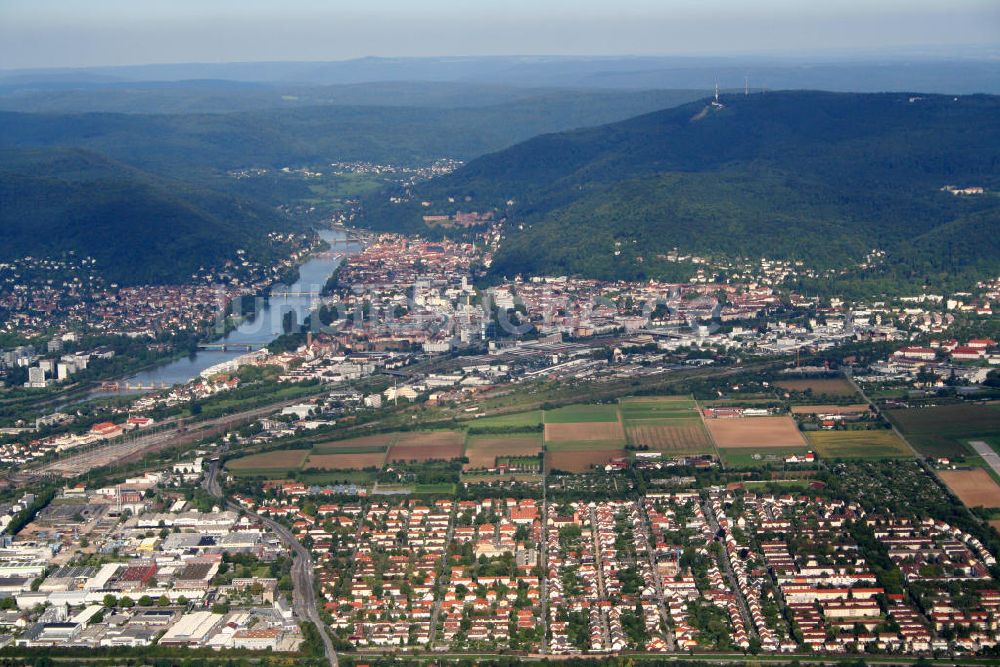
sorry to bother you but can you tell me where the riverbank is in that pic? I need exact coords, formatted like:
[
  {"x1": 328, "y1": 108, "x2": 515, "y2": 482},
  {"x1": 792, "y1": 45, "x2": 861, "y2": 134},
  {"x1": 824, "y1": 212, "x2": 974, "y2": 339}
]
[{"x1": 118, "y1": 227, "x2": 358, "y2": 389}]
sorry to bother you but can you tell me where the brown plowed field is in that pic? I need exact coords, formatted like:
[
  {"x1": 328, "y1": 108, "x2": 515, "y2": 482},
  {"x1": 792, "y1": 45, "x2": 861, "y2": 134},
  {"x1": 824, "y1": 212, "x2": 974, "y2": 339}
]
[
  {"x1": 546, "y1": 449, "x2": 625, "y2": 473},
  {"x1": 939, "y1": 468, "x2": 1000, "y2": 508},
  {"x1": 545, "y1": 422, "x2": 625, "y2": 443},
  {"x1": 705, "y1": 416, "x2": 806, "y2": 448},
  {"x1": 387, "y1": 431, "x2": 466, "y2": 462},
  {"x1": 227, "y1": 449, "x2": 309, "y2": 471},
  {"x1": 775, "y1": 378, "x2": 858, "y2": 397},
  {"x1": 464, "y1": 437, "x2": 542, "y2": 470},
  {"x1": 626, "y1": 421, "x2": 713, "y2": 454}
]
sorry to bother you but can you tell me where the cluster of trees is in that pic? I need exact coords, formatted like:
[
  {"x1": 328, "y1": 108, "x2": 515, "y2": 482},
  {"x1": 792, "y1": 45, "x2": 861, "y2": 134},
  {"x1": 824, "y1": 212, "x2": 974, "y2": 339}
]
[
  {"x1": 3, "y1": 489, "x2": 56, "y2": 537},
  {"x1": 375, "y1": 459, "x2": 464, "y2": 485}
]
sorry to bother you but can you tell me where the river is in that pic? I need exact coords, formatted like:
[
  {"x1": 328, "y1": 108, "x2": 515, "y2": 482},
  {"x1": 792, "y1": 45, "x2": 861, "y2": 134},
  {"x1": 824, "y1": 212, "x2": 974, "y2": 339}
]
[{"x1": 121, "y1": 228, "x2": 356, "y2": 389}]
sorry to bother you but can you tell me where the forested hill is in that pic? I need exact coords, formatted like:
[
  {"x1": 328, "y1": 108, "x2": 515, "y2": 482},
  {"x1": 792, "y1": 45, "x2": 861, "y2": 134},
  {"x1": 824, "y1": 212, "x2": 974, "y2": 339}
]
[
  {"x1": 359, "y1": 91, "x2": 1000, "y2": 292},
  {"x1": 0, "y1": 148, "x2": 286, "y2": 285},
  {"x1": 0, "y1": 87, "x2": 704, "y2": 284}
]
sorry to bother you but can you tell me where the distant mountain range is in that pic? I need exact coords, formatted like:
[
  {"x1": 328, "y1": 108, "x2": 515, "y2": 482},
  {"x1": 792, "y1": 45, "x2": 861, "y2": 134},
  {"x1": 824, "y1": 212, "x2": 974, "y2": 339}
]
[
  {"x1": 3, "y1": 53, "x2": 999, "y2": 94},
  {"x1": 0, "y1": 89, "x2": 706, "y2": 168},
  {"x1": 360, "y1": 91, "x2": 1000, "y2": 294}
]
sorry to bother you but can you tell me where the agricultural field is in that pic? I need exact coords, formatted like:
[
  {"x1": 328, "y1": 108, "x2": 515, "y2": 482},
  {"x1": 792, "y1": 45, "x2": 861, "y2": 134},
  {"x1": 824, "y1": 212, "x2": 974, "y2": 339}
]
[
  {"x1": 619, "y1": 395, "x2": 699, "y2": 419},
  {"x1": 312, "y1": 434, "x2": 394, "y2": 453},
  {"x1": 626, "y1": 421, "x2": 714, "y2": 455},
  {"x1": 620, "y1": 395, "x2": 713, "y2": 455},
  {"x1": 544, "y1": 421, "x2": 626, "y2": 444},
  {"x1": 226, "y1": 449, "x2": 310, "y2": 474},
  {"x1": 386, "y1": 430, "x2": 466, "y2": 462},
  {"x1": 705, "y1": 416, "x2": 807, "y2": 448},
  {"x1": 939, "y1": 468, "x2": 1000, "y2": 508},
  {"x1": 466, "y1": 410, "x2": 543, "y2": 429},
  {"x1": 464, "y1": 434, "x2": 542, "y2": 470},
  {"x1": 544, "y1": 439, "x2": 631, "y2": 452},
  {"x1": 790, "y1": 404, "x2": 871, "y2": 415},
  {"x1": 304, "y1": 452, "x2": 386, "y2": 470},
  {"x1": 886, "y1": 404, "x2": 1000, "y2": 457},
  {"x1": 775, "y1": 377, "x2": 860, "y2": 398},
  {"x1": 547, "y1": 449, "x2": 625, "y2": 473},
  {"x1": 805, "y1": 430, "x2": 912, "y2": 459},
  {"x1": 543, "y1": 403, "x2": 621, "y2": 423},
  {"x1": 719, "y1": 446, "x2": 811, "y2": 468}
]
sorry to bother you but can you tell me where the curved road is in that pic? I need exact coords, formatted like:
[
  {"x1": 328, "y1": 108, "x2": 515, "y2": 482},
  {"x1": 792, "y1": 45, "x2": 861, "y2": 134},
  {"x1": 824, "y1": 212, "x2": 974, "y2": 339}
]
[{"x1": 204, "y1": 458, "x2": 338, "y2": 667}]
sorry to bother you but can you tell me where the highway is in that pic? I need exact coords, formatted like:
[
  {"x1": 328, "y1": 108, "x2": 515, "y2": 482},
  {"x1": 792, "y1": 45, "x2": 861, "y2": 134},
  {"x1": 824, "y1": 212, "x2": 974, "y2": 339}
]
[{"x1": 203, "y1": 457, "x2": 338, "y2": 667}]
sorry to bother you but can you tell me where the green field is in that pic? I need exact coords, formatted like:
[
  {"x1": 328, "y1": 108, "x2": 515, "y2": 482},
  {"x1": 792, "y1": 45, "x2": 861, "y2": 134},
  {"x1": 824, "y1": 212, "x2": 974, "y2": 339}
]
[
  {"x1": 620, "y1": 396, "x2": 698, "y2": 419},
  {"x1": 467, "y1": 410, "x2": 543, "y2": 429},
  {"x1": 310, "y1": 434, "x2": 396, "y2": 454},
  {"x1": 886, "y1": 404, "x2": 1000, "y2": 457},
  {"x1": 226, "y1": 449, "x2": 310, "y2": 473},
  {"x1": 310, "y1": 445, "x2": 387, "y2": 455},
  {"x1": 543, "y1": 404, "x2": 621, "y2": 423},
  {"x1": 622, "y1": 407, "x2": 700, "y2": 421},
  {"x1": 805, "y1": 430, "x2": 913, "y2": 459},
  {"x1": 718, "y1": 446, "x2": 810, "y2": 468}
]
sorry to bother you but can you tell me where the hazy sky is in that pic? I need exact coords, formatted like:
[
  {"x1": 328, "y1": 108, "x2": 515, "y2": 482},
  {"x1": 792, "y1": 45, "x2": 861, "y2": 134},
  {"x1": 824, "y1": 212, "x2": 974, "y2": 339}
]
[{"x1": 1, "y1": 0, "x2": 998, "y2": 70}]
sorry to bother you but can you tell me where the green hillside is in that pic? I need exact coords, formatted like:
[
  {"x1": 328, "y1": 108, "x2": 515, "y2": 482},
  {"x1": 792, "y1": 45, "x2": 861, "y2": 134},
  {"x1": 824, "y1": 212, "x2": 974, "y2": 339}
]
[
  {"x1": 0, "y1": 148, "x2": 287, "y2": 285},
  {"x1": 359, "y1": 91, "x2": 1000, "y2": 292},
  {"x1": 0, "y1": 88, "x2": 705, "y2": 284}
]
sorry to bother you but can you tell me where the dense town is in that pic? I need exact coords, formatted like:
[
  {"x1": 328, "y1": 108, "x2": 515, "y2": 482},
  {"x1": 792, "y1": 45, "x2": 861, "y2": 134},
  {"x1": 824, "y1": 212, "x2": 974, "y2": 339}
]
[
  {"x1": 0, "y1": 457, "x2": 304, "y2": 652},
  {"x1": 0, "y1": 215, "x2": 996, "y2": 486},
  {"x1": 207, "y1": 461, "x2": 1000, "y2": 658},
  {"x1": 0, "y1": 232, "x2": 320, "y2": 341},
  {"x1": 0, "y1": 212, "x2": 998, "y2": 664}
]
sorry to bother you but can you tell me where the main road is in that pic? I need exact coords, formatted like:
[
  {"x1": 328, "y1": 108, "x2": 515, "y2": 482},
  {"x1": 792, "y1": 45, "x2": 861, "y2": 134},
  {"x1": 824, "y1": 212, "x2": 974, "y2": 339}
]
[
  {"x1": 702, "y1": 499, "x2": 758, "y2": 644},
  {"x1": 203, "y1": 457, "x2": 338, "y2": 667}
]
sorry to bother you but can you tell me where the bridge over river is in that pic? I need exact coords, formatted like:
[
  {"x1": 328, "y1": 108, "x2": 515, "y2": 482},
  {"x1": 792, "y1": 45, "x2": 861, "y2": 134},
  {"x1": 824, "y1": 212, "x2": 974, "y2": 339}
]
[{"x1": 195, "y1": 342, "x2": 268, "y2": 352}]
